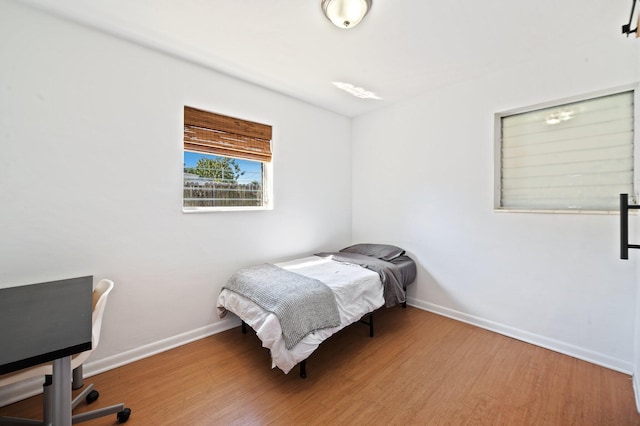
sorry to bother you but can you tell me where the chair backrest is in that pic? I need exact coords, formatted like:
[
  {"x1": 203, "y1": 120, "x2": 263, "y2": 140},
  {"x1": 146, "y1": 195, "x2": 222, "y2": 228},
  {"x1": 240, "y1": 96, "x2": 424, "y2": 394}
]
[
  {"x1": 91, "y1": 279, "x2": 114, "y2": 352},
  {"x1": 67, "y1": 278, "x2": 114, "y2": 370}
]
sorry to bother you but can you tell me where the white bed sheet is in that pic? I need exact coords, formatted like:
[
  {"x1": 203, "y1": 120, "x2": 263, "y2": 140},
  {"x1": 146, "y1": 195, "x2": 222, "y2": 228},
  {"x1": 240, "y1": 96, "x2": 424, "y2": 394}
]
[{"x1": 216, "y1": 255, "x2": 384, "y2": 373}]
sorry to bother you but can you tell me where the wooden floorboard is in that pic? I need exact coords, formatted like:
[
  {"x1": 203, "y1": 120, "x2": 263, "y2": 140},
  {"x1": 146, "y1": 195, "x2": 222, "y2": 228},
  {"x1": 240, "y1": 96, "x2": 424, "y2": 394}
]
[{"x1": 1, "y1": 307, "x2": 639, "y2": 425}]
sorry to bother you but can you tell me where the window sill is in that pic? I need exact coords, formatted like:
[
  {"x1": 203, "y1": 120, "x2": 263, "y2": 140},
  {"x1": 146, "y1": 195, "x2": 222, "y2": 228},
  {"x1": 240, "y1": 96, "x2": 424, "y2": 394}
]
[
  {"x1": 494, "y1": 208, "x2": 624, "y2": 215},
  {"x1": 183, "y1": 206, "x2": 273, "y2": 213}
]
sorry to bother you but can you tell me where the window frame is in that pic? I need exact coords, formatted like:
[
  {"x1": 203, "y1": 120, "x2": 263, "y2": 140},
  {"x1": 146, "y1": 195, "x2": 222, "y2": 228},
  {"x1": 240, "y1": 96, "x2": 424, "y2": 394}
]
[
  {"x1": 182, "y1": 106, "x2": 274, "y2": 213},
  {"x1": 494, "y1": 85, "x2": 639, "y2": 214}
]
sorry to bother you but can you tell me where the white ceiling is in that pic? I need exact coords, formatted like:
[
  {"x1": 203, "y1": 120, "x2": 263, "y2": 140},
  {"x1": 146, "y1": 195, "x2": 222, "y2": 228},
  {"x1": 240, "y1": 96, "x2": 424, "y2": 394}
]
[{"x1": 20, "y1": 0, "x2": 627, "y2": 117}]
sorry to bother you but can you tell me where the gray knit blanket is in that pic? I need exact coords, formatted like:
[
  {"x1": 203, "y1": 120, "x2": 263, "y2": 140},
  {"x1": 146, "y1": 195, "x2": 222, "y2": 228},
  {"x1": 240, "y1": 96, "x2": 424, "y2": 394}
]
[{"x1": 223, "y1": 263, "x2": 340, "y2": 350}]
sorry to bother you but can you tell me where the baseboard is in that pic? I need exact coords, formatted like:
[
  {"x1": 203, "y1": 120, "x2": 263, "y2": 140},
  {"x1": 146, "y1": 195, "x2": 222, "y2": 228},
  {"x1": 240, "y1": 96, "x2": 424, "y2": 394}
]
[
  {"x1": 407, "y1": 296, "x2": 634, "y2": 375},
  {"x1": 0, "y1": 317, "x2": 240, "y2": 407},
  {"x1": 0, "y1": 378, "x2": 43, "y2": 408},
  {"x1": 83, "y1": 318, "x2": 241, "y2": 377},
  {"x1": 634, "y1": 373, "x2": 640, "y2": 413}
]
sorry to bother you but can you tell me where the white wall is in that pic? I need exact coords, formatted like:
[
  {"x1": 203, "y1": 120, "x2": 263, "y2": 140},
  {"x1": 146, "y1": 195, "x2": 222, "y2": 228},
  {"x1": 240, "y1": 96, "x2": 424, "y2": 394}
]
[
  {"x1": 0, "y1": 0, "x2": 352, "y2": 384},
  {"x1": 2, "y1": 0, "x2": 640, "y2": 409},
  {"x1": 352, "y1": 34, "x2": 640, "y2": 371},
  {"x1": 635, "y1": 185, "x2": 640, "y2": 407}
]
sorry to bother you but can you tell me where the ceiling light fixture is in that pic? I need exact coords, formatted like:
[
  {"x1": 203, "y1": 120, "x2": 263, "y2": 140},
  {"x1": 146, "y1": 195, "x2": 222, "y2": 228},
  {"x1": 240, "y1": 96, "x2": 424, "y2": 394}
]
[
  {"x1": 321, "y1": 0, "x2": 372, "y2": 29},
  {"x1": 333, "y1": 82, "x2": 381, "y2": 100}
]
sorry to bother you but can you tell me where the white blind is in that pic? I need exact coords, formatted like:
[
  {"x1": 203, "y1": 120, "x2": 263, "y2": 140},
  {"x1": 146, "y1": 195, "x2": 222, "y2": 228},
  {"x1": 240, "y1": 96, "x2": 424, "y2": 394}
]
[{"x1": 500, "y1": 91, "x2": 634, "y2": 210}]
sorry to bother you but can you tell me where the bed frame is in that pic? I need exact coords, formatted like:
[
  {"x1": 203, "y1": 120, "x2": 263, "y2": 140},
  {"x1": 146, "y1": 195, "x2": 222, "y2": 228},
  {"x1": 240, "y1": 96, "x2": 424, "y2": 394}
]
[
  {"x1": 222, "y1": 244, "x2": 416, "y2": 379},
  {"x1": 241, "y1": 294, "x2": 407, "y2": 378}
]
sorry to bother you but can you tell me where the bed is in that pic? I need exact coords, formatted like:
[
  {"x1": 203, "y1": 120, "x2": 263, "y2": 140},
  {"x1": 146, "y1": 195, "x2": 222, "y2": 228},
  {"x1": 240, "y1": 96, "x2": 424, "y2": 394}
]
[{"x1": 216, "y1": 243, "x2": 417, "y2": 377}]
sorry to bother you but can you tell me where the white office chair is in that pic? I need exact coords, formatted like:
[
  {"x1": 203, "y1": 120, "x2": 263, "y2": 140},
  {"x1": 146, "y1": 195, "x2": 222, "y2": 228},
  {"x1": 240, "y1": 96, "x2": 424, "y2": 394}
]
[{"x1": 0, "y1": 279, "x2": 131, "y2": 425}]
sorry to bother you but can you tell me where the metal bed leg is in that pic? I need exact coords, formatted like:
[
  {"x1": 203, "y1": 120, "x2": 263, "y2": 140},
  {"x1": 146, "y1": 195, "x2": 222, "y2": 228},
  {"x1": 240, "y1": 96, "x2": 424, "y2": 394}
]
[
  {"x1": 402, "y1": 285, "x2": 408, "y2": 308},
  {"x1": 359, "y1": 313, "x2": 374, "y2": 337},
  {"x1": 300, "y1": 360, "x2": 307, "y2": 379}
]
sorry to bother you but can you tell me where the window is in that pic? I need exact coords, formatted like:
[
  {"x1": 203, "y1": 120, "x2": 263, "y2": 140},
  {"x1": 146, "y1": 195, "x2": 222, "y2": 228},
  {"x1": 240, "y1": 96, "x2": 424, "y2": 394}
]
[
  {"x1": 495, "y1": 89, "x2": 635, "y2": 212},
  {"x1": 183, "y1": 106, "x2": 273, "y2": 211}
]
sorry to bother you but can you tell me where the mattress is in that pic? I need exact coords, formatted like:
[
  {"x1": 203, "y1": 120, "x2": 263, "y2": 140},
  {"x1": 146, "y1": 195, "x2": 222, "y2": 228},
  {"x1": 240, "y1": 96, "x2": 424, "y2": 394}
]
[{"x1": 216, "y1": 255, "x2": 384, "y2": 373}]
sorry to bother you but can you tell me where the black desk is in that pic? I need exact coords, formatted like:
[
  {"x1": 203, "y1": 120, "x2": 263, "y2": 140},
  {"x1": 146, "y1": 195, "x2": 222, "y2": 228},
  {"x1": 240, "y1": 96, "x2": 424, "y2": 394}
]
[{"x1": 0, "y1": 276, "x2": 93, "y2": 425}]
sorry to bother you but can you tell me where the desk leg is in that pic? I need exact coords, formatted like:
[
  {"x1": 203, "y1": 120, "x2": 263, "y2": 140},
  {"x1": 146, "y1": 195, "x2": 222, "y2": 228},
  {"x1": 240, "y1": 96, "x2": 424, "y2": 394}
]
[{"x1": 52, "y1": 355, "x2": 72, "y2": 426}]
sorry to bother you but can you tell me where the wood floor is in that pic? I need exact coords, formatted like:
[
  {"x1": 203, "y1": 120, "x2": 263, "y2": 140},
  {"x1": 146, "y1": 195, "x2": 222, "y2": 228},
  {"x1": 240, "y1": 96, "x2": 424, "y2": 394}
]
[{"x1": 1, "y1": 307, "x2": 639, "y2": 425}]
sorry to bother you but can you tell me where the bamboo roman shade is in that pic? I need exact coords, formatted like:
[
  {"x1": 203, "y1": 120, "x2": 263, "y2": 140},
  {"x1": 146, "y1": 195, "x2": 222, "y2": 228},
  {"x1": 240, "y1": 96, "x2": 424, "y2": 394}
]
[
  {"x1": 500, "y1": 90, "x2": 634, "y2": 210},
  {"x1": 184, "y1": 106, "x2": 272, "y2": 162}
]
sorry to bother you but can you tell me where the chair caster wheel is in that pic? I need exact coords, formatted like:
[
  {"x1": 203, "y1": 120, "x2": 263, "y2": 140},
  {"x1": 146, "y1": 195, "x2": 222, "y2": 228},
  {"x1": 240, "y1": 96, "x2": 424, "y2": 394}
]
[
  {"x1": 86, "y1": 390, "x2": 99, "y2": 404},
  {"x1": 117, "y1": 408, "x2": 131, "y2": 423}
]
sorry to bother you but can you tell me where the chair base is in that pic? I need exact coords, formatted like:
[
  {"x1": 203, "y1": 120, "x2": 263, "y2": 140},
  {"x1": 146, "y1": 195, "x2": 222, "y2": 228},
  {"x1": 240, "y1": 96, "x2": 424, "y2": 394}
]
[{"x1": 0, "y1": 375, "x2": 131, "y2": 425}]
